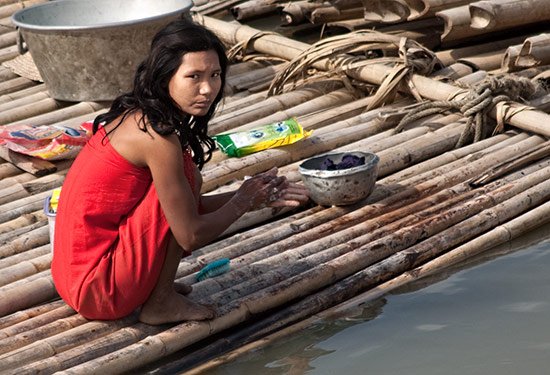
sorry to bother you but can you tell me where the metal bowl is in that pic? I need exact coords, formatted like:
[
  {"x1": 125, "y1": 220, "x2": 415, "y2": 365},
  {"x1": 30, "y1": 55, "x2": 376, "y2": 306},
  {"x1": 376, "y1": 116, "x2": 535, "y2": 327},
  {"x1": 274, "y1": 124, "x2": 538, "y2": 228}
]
[{"x1": 299, "y1": 151, "x2": 379, "y2": 206}]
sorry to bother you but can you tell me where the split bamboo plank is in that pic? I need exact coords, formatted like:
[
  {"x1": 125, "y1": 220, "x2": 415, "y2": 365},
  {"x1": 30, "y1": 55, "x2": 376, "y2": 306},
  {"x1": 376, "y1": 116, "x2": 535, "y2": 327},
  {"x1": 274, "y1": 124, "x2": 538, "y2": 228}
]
[{"x1": 470, "y1": 0, "x2": 550, "y2": 31}]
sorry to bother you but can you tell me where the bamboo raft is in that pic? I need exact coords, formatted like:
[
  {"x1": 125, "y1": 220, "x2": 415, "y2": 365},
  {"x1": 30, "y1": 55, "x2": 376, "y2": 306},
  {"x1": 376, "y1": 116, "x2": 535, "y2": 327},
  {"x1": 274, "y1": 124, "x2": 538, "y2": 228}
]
[{"x1": 0, "y1": 0, "x2": 549, "y2": 373}]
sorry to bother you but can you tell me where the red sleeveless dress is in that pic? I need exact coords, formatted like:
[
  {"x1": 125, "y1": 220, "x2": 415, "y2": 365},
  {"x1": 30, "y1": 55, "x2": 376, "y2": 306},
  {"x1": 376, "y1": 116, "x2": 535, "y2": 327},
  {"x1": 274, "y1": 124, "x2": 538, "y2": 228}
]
[{"x1": 51, "y1": 126, "x2": 197, "y2": 320}]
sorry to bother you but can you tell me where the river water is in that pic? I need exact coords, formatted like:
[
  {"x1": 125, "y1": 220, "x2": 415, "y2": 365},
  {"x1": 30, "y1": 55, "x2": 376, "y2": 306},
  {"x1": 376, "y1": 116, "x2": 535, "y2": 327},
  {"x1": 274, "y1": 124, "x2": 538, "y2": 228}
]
[{"x1": 208, "y1": 221, "x2": 550, "y2": 375}]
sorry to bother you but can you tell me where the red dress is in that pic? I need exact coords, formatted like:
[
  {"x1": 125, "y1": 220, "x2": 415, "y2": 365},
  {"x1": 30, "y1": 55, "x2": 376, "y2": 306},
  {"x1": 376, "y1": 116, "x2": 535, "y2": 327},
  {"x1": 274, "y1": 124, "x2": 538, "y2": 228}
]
[{"x1": 51, "y1": 126, "x2": 196, "y2": 320}]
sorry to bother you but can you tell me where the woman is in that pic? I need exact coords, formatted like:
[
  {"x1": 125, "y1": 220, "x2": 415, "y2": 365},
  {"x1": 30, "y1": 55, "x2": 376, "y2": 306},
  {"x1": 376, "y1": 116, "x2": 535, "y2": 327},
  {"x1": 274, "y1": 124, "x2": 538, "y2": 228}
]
[{"x1": 51, "y1": 20, "x2": 309, "y2": 325}]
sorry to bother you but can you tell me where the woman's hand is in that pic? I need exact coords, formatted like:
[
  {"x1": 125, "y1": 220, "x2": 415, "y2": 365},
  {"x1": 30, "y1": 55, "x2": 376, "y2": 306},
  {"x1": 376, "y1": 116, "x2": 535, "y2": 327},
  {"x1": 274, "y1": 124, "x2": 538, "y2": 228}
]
[{"x1": 233, "y1": 168, "x2": 310, "y2": 212}]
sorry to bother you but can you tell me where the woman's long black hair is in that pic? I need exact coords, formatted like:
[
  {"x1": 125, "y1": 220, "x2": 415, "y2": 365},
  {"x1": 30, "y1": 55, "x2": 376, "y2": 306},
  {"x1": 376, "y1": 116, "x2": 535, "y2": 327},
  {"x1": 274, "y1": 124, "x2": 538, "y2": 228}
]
[{"x1": 93, "y1": 19, "x2": 228, "y2": 170}]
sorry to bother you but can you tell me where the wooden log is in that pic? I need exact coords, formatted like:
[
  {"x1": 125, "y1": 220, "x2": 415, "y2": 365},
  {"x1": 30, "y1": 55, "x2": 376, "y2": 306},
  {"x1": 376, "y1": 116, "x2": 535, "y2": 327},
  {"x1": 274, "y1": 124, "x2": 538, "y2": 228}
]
[
  {"x1": 0, "y1": 219, "x2": 47, "y2": 246},
  {"x1": 470, "y1": 0, "x2": 550, "y2": 30},
  {"x1": 0, "y1": 190, "x2": 51, "y2": 226},
  {"x1": 0, "y1": 30, "x2": 15, "y2": 49},
  {"x1": 0, "y1": 91, "x2": 50, "y2": 113},
  {"x1": 0, "y1": 44, "x2": 18, "y2": 63}
]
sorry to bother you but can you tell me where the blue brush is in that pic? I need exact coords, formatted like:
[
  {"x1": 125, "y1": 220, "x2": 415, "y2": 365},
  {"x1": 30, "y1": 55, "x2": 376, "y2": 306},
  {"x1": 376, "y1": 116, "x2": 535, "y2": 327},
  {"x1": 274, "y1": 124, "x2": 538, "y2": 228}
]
[{"x1": 196, "y1": 258, "x2": 231, "y2": 282}]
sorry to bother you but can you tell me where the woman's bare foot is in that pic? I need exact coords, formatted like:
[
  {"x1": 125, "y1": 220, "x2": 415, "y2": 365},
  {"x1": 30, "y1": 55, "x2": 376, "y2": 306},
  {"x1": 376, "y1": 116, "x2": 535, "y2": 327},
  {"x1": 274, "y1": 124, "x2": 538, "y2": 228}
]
[
  {"x1": 173, "y1": 281, "x2": 193, "y2": 295},
  {"x1": 138, "y1": 289, "x2": 216, "y2": 325}
]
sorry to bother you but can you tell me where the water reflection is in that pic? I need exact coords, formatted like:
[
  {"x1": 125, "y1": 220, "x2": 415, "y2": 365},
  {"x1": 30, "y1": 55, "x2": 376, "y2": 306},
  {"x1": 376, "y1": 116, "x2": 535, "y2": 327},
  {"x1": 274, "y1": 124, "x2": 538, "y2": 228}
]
[{"x1": 209, "y1": 222, "x2": 550, "y2": 375}]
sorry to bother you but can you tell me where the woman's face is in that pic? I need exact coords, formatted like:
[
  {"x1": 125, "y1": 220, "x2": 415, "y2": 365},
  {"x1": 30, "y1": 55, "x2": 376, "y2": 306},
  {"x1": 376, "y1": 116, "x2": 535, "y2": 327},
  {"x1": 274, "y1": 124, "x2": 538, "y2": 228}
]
[{"x1": 168, "y1": 49, "x2": 222, "y2": 117}]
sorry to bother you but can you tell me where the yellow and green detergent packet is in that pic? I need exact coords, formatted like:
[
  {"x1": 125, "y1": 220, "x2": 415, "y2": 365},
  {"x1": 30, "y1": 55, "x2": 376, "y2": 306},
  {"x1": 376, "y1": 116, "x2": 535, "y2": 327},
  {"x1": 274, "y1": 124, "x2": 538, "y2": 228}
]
[{"x1": 213, "y1": 118, "x2": 311, "y2": 157}]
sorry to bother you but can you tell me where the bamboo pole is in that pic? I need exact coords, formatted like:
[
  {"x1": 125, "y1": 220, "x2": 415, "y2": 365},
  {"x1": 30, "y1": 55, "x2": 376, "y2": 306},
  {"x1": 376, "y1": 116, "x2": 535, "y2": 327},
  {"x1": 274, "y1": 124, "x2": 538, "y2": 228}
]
[
  {"x1": 0, "y1": 276, "x2": 57, "y2": 317},
  {"x1": 0, "y1": 224, "x2": 49, "y2": 258},
  {"x1": 0, "y1": 300, "x2": 66, "y2": 331},
  {"x1": 280, "y1": 1, "x2": 330, "y2": 25},
  {"x1": 180, "y1": 199, "x2": 550, "y2": 374},
  {"x1": 309, "y1": 6, "x2": 364, "y2": 24},
  {"x1": 0, "y1": 44, "x2": 18, "y2": 63},
  {"x1": 0, "y1": 90, "x2": 50, "y2": 113},
  {"x1": 197, "y1": 16, "x2": 550, "y2": 137},
  {"x1": 0, "y1": 76, "x2": 35, "y2": 96},
  {"x1": 362, "y1": 0, "x2": 411, "y2": 23},
  {"x1": 0, "y1": 244, "x2": 49, "y2": 270},
  {"x1": 0, "y1": 253, "x2": 51, "y2": 287},
  {"x1": 62, "y1": 175, "x2": 550, "y2": 374},
  {"x1": 230, "y1": 0, "x2": 279, "y2": 21},
  {"x1": 182, "y1": 136, "x2": 542, "y2": 282},
  {"x1": 0, "y1": 189, "x2": 51, "y2": 225},
  {"x1": 0, "y1": 97, "x2": 68, "y2": 124},
  {"x1": 209, "y1": 85, "x2": 342, "y2": 134},
  {"x1": 0, "y1": 315, "x2": 140, "y2": 371},
  {"x1": 0, "y1": 0, "x2": 46, "y2": 19},
  {"x1": 0, "y1": 220, "x2": 47, "y2": 247},
  {"x1": 406, "y1": 0, "x2": 472, "y2": 20},
  {"x1": 0, "y1": 313, "x2": 86, "y2": 356},
  {"x1": 0, "y1": 161, "x2": 22, "y2": 179},
  {"x1": 9, "y1": 101, "x2": 108, "y2": 126},
  {"x1": 470, "y1": 0, "x2": 550, "y2": 30},
  {"x1": 0, "y1": 30, "x2": 14, "y2": 49},
  {"x1": 0, "y1": 83, "x2": 47, "y2": 104},
  {"x1": 516, "y1": 33, "x2": 550, "y2": 69}
]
